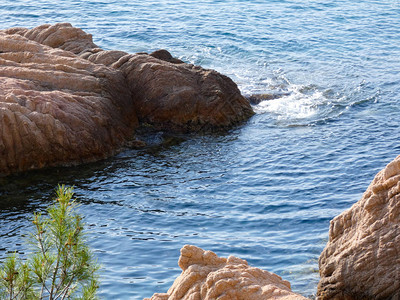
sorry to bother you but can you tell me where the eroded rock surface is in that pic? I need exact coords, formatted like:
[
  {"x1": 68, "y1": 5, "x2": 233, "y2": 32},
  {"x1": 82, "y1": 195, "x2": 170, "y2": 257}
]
[
  {"x1": 1, "y1": 23, "x2": 98, "y2": 55},
  {"x1": 9, "y1": 23, "x2": 254, "y2": 132},
  {"x1": 145, "y1": 245, "x2": 308, "y2": 300},
  {"x1": 0, "y1": 23, "x2": 254, "y2": 175},
  {"x1": 318, "y1": 155, "x2": 400, "y2": 299},
  {"x1": 82, "y1": 48, "x2": 254, "y2": 133},
  {"x1": 0, "y1": 31, "x2": 137, "y2": 175}
]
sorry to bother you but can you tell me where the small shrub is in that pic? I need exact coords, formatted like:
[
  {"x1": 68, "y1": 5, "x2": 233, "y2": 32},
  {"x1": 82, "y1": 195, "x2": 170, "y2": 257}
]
[{"x1": 0, "y1": 185, "x2": 100, "y2": 300}]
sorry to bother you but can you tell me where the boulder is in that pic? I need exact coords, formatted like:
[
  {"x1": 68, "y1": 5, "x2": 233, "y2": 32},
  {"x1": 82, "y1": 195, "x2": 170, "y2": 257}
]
[
  {"x1": 0, "y1": 23, "x2": 254, "y2": 175},
  {"x1": 115, "y1": 53, "x2": 255, "y2": 132},
  {"x1": 318, "y1": 155, "x2": 400, "y2": 299},
  {"x1": 145, "y1": 245, "x2": 308, "y2": 300}
]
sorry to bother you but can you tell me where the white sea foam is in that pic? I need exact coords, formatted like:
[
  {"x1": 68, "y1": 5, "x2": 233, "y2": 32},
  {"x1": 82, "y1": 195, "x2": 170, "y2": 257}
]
[{"x1": 254, "y1": 84, "x2": 330, "y2": 122}]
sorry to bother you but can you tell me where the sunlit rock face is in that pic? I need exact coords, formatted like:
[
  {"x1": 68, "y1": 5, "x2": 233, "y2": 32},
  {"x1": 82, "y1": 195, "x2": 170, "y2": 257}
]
[
  {"x1": 0, "y1": 23, "x2": 254, "y2": 175},
  {"x1": 145, "y1": 245, "x2": 308, "y2": 300},
  {"x1": 0, "y1": 30, "x2": 136, "y2": 175},
  {"x1": 318, "y1": 155, "x2": 400, "y2": 299}
]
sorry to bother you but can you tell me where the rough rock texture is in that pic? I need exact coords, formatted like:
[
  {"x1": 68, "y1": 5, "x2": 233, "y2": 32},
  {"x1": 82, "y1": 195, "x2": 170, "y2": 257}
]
[
  {"x1": 82, "y1": 49, "x2": 254, "y2": 133},
  {"x1": 0, "y1": 31, "x2": 137, "y2": 175},
  {"x1": 1, "y1": 23, "x2": 98, "y2": 55},
  {"x1": 145, "y1": 245, "x2": 308, "y2": 300},
  {"x1": 0, "y1": 23, "x2": 254, "y2": 175},
  {"x1": 118, "y1": 54, "x2": 254, "y2": 132},
  {"x1": 318, "y1": 155, "x2": 400, "y2": 299},
  {"x1": 8, "y1": 23, "x2": 254, "y2": 132}
]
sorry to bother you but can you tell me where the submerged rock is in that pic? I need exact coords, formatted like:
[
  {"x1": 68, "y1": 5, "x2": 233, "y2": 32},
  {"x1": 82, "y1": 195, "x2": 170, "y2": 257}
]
[
  {"x1": 145, "y1": 245, "x2": 308, "y2": 300},
  {"x1": 318, "y1": 155, "x2": 400, "y2": 299},
  {"x1": 0, "y1": 23, "x2": 254, "y2": 175},
  {"x1": 246, "y1": 93, "x2": 288, "y2": 105}
]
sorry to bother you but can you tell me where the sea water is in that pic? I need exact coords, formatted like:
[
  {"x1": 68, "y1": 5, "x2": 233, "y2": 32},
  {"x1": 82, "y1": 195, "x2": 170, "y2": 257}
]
[{"x1": 0, "y1": 0, "x2": 400, "y2": 298}]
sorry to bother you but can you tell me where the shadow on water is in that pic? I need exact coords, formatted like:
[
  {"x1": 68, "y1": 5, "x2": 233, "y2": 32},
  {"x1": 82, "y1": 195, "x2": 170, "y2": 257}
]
[{"x1": 0, "y1": 128, "x2": 238, "y2": 211}]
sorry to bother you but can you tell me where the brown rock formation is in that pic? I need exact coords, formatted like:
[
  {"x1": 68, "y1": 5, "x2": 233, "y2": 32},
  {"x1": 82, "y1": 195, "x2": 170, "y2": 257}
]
[
  {"x1": 81, "y1": 49, "x2": 254, "y2": 132},
  {"x1": 145, "y1": 245, "x2": 308, "y2": 300},
  {"x1": 1, "y1": 23, "x2": 98, "y2": 55},
  {"x1": 0, "y1": 23, "x2": 254, "y2": 175},
  {"x1": 318, "y1": 156, "x2": 400, "y2": 299},
  {"x1": 0, "y1": 31, "x2": 137, "y2": 175},
  {"x1": 9, "y1": 23, "x2": 254, "y2": 132},
  {"x1": 117, "y1": 53, "x2": 254, "y2": 132}
]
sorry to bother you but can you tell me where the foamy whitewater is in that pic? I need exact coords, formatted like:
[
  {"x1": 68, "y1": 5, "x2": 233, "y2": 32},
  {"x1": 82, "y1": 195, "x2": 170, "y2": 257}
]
[{"x1": 0, "y1": 1, "x2": 399, "y2": 298}]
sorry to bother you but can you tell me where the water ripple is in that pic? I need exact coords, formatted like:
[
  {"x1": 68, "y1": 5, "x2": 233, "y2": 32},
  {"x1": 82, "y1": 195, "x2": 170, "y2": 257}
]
[{"x1": 1, "y1": 0, "x2": 400, "y2": 298}]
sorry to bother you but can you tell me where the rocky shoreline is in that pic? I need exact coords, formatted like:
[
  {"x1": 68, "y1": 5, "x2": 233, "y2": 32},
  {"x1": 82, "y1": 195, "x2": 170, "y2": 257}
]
[
  {"x1": 0, "y1": 23, "x2": 253, "y2": 176},
  {"x1": 145, "y1": 156, "x2": 400, "y2": 299},
  {"x1": 1, "y1": 24, "x2": 399, "y2": 299}
]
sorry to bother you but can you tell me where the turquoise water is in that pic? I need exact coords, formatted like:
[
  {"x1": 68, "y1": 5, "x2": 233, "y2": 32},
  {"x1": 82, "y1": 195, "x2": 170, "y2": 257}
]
[{"x1": 1, "y1": 0, "x2": 400, "y2": 298}]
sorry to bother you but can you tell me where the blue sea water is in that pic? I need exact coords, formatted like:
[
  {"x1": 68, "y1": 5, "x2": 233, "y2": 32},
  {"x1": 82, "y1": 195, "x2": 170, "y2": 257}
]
[{"x1": 1, "y1": 0, "x2": 400, "y2": 298}]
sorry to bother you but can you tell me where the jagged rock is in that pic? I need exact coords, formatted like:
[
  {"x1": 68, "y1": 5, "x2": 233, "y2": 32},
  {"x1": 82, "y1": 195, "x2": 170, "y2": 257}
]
[
  {"x1": 318, "y1": 155, "x2": 400, "y2": 299},
  {"x1": 0, "y1": 31, "x2": 137, "y2": 175},
  {"x1": 145, "y1": 245, "x2": 308, "y2": 300},
  {"x1": 0, "y1": 23, "x2": 253, "y2": 175}
]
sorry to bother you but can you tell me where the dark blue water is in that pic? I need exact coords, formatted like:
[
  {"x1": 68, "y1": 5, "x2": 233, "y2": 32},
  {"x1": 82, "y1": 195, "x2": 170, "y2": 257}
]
[{"x1": 1, "y1": 1, "x2": 400, "y2": 298}]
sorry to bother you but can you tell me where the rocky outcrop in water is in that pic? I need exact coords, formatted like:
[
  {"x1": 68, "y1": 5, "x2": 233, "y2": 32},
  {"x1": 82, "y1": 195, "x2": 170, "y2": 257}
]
[
  {"x1": 144, "y1": 245, "x2": 307, "y2": 300},
  {"x1": 6, "y1": 23, "x2": 254, "y2": 132},
  {"x1": 318, "y1": 155, "x2": 400, "y2": 299},
  {"x1": 0, "y1": 31, "x2": 137, "y2": 175},
  {"x1": 0, "y1": 23, "x2": 253, "y2": 175}
]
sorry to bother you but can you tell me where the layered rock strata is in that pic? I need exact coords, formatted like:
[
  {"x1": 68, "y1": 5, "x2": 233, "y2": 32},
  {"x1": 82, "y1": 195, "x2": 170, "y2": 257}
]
[
  {"x1": 318, "y1": 155, "x2": 400, "y2": 299},
  {"x1": 0, "y1": 23, "x2": 254, "y2": 175},
  {"x1": 145, "y1": 245, "x2": 308, "y2": 300},
  {"x1": 0, "y1": 31, "x2": 136, "y2": 175}
]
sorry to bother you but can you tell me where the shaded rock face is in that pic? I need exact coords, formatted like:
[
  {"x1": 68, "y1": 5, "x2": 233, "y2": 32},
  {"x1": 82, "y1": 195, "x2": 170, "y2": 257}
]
[
  {"x1": 145, "y1": 245, "x2": 308, "y2": 300},
  {"x1": 0, "y1": 23, "x2": 254, "y2": 175},
  {"x1": 318, "y1": 156, "x2": 400, "y2": 299},
  {"x1": 83, "y1": 50, "x2": 254, "y2": 133},
  {"x1": 0, "y1": 31, "x2": 137, "y2": 175},
  {"x1": 118, "y1": 54, "x2": 254, "y2": 132}
]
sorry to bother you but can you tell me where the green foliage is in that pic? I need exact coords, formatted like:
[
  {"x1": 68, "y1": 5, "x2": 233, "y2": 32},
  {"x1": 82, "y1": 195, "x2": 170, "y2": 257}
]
[{"x1": 0, "y1": 185, "x2": 100, "y2": 300}]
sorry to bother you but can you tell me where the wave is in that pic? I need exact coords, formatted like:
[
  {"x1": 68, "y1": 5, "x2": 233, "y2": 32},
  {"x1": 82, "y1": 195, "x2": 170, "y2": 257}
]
[{"x1": 247, "y1": 73, "x2": 378, "y2": 127}]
